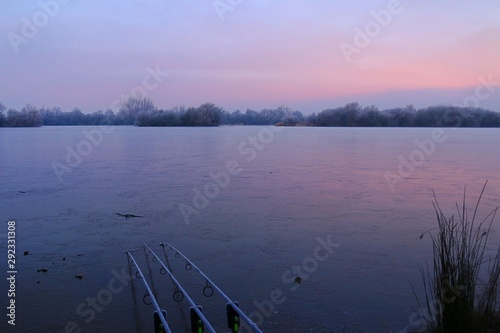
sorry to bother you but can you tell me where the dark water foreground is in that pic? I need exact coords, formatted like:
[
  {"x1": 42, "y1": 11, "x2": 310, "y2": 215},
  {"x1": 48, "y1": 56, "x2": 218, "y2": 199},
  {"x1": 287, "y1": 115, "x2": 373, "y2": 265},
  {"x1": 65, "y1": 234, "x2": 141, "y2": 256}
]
[{"x1": 1, "y1": 126, "x2": 499, "y2": 332}]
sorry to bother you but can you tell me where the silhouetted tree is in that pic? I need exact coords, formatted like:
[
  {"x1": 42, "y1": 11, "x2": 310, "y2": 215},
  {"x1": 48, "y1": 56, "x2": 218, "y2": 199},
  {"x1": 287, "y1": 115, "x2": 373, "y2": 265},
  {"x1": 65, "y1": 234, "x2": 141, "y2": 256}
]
[
  {"x1": 479, "y1": 110, "x2": 500, "y2": 127},
  {"x1": 22, "y1": 104, "x2": 42, "y2": 126},
  {"x1": 311, "y1": 103, "x2": 362, "y2": 126},
  {"x1": 118, "y1": 96, "x2": 156, "y2": 125},
  {"x1": 243, "y1": 109, "x2": 260, "y2": 125},
  {"x1": 178, "y1": 103, "x2": 221, "y2": 126},
  {"x1": 40, "y1": 107, "x2": 63, "y2": 125},
  {"x1": 196, "y1": 103, "x2": 222, "y2": 126},
  {"x1": 340, "y1": 102, "x2": 362, "y2": 126},
  {"x1": 4, "y1": 104, "x2": 42, "y2": 127},
  {"x1": 314, "y1": 109, "x2": 337, "y2": 126},
  {"x1": 277, "y1": 109, "x2": 306, "y2": 126},
  {"x1": 2, "y1": 99, "x2": 500, "y2": 128},
  {"x1": 358, "y1": 106, "x2": 387, "y2": 126},
  {"x1": 67, "y1": 108, "x2": 86, "y2": 125},
  {"x1": 385, "y1": 106, "x2": 415, "y2": 127},
  {"x1": 0, "y1": 101, "x2": 5, "y2": 127}
]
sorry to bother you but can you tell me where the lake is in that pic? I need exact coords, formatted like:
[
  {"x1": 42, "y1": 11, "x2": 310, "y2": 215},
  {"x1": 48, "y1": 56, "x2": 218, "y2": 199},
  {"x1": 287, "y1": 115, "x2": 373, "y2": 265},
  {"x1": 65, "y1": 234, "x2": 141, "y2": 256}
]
[{"x1": 1, "y1": 126, "x2": 499, "y2": 333}]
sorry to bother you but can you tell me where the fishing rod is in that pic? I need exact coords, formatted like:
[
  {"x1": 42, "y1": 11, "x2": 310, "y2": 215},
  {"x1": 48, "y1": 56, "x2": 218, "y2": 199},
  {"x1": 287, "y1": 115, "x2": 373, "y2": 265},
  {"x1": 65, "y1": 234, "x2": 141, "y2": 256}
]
[
  {"x1": 126, "y1": 251, "x2": 173, "y2": 333},
  {"x1": 143, "y1": 244, "x2": 218, "y2": 333},
  {"x1": 159, "y1": 241, "x2": 264, "y2": 333}
]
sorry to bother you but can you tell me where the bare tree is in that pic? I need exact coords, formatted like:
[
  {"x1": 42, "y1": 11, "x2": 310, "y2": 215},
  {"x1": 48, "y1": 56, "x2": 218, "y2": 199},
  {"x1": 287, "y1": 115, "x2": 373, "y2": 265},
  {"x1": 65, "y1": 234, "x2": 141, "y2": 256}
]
[
  {"x1": 118, "y1": 96, "x2": 155, "y2": 125},
  {"x1": 0, "y1": 101, "x2": 5, "y2": 126},
  {"x1": 197, "y1": 103, "x2": 222, "y2": 126},
  {"x1": 21, "y1": 104, "x2": 43, "y2": 126}
]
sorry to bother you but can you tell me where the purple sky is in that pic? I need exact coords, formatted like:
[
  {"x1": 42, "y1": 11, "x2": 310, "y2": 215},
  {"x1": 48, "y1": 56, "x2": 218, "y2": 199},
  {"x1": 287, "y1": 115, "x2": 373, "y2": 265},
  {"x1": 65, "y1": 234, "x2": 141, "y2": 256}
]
[{"x1": 1, "y1": 0, "x2": 499, "y2": 114}]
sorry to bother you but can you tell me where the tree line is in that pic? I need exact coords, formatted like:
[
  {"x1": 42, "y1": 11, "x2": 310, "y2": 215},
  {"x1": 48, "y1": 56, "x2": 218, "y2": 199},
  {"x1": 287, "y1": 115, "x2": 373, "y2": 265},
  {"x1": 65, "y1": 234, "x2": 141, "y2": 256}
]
[
  {"x1": 1, "y1": 98, "x2": 499, "y2": 128},
  {"x1": 308, "y1": 103, "x2": 500, "y2": 127}
]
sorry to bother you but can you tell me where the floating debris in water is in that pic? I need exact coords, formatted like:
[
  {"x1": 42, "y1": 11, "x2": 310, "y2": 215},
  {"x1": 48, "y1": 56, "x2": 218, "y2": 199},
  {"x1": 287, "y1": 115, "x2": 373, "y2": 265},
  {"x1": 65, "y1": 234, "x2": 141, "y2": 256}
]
[
  {"x1": 294, "y1": 277, "x2": 302, "y2": 284},
  {"x1": 24, "y1": 251, "x2": 29, "y2": 256},
  {"x1": 63, "y1": 257, "x2": 66, "y2": 261},
  {"x1": 37, "y1": 268, "x2": 48, "y2": 273},
  {"x1": 75, "y1": 274, "x2": 83, "y2": 280},
  {"x1": 19, "y1": 191, "x2": 26, "y2": 194},
  {"x1": 115, "y1": 213, "x2": 144, "y2": 219}
]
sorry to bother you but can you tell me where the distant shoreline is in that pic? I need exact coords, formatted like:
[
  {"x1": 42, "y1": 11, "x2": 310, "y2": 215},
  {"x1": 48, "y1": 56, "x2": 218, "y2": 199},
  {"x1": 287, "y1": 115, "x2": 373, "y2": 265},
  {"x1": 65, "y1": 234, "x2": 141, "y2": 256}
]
[
  {"x1": 2, "y1": 99, "x2": 500, "y2": 128},
  {"x1": 3, "y1": 124, "x2": 500, "y2": 128}
]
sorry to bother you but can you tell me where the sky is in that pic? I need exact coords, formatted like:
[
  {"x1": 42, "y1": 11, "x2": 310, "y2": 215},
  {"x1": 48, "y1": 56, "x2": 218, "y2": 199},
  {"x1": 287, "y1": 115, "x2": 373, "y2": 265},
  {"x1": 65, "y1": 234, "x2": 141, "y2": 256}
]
[{"x1": 1, "y1": 0, "x2": 499, "y2": 114}]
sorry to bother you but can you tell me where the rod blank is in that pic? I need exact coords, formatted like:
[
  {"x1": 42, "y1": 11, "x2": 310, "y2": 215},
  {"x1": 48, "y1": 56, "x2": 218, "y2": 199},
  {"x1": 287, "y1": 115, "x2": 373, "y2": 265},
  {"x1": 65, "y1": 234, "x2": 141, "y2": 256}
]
[
  {"x1": 160, "y1": 241, "x2": 264, "y2": 333},
  {"x1": 143, "y1": 244, "x2": 218, "y2": 333},
  {"x1": 126, "y1": 251, "x2": 173, "y2": 333}
]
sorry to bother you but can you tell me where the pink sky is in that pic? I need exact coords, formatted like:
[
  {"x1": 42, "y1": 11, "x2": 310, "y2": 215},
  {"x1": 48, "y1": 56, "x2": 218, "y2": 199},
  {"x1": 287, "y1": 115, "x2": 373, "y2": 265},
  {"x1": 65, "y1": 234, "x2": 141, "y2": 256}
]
[{"x1": 1, "y1": 0, "x2": 499, "y2": 113}]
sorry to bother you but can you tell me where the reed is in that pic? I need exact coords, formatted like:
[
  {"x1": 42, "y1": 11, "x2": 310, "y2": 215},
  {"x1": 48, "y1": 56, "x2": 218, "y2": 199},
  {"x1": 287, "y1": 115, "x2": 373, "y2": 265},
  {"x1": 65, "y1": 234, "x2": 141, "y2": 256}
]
[{"x1": 416, "y1": 182, "x2": 500, "y2": 333}]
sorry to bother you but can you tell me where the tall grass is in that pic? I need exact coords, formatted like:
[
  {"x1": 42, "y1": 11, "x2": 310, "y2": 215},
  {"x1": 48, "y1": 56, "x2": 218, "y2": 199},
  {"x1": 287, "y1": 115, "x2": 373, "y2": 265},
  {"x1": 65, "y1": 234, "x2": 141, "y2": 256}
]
[{"x1": 416, "y1": 182, "x2": 500, "y2": 333}]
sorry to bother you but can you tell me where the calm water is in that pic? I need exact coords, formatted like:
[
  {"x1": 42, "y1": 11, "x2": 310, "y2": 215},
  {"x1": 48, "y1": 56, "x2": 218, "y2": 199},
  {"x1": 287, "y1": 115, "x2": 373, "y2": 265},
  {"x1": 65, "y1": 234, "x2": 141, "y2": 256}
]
[{"x1": 1, "y1": 126, "x2": 499, "y2": 333}]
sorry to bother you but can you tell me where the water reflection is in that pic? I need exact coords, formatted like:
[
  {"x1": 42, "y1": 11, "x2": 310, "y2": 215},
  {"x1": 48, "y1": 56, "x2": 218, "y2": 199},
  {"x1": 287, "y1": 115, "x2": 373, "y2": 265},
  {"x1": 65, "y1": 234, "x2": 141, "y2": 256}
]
[{"x1": 0, "y1": 126, "x2": 499, "y2": 332}]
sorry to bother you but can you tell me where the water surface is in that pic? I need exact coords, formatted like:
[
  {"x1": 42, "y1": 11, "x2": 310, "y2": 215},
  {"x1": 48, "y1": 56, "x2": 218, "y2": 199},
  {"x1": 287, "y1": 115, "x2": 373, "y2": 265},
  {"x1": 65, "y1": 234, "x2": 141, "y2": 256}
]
[{"x1": 1, "y1": 126, "x2": 499, "y2": 332}]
